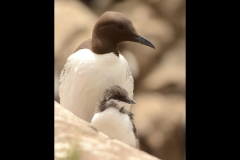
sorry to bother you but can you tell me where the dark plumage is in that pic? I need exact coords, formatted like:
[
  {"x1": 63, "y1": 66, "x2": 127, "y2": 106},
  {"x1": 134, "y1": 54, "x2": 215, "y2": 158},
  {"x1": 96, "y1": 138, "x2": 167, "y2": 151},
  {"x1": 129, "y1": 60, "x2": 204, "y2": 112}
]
[
  {"x1": 119, "y1": 106, "x2": 139, "y2": 148},
  {"x1": 75, "y1": 11, "x2": 155, "y2": 56},
  {"x1": 95, "y1": 85, "x2": 139, "y2": 148},
  {"x1": 98, "y1": 85, "x2": 136, "y2": 112}
]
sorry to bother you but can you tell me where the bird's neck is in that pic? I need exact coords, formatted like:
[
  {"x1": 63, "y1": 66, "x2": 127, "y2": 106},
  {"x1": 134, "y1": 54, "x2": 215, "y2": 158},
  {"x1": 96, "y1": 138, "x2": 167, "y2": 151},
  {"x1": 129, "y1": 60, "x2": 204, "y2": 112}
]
[
  {"x1": 99, "y1": 99, "x2": 127, "y2": 112},
  {"x1": 92, "y1": 34, "x2": 120, "y2": 56}
]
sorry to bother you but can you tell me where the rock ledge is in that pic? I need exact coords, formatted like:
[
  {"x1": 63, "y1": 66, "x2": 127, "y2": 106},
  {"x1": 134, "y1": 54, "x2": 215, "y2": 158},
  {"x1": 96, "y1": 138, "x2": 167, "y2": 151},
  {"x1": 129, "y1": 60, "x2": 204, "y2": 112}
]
[{"x1": 54, "y1": 101, "x2": 161, "y2": 160}]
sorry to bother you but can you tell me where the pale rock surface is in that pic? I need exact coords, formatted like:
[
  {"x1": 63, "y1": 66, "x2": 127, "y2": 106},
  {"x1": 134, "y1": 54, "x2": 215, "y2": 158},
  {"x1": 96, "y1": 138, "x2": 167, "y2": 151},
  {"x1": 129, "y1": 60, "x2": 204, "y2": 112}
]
[
  {"x1": 110, "y1": 0, "x2": 175, "y2": 80},
  {"x1": 131, "y1": 93, "x2": 185, "y2": 160},
  {"x1": 54, "y1": 1, "x2": 186, "y2": 160},
  {"x1": 138, "y1": 36, "x2": 186, "y2": 94},
  {"x1": 54, "y1": 101, "x2": 161, "y2": 160}
]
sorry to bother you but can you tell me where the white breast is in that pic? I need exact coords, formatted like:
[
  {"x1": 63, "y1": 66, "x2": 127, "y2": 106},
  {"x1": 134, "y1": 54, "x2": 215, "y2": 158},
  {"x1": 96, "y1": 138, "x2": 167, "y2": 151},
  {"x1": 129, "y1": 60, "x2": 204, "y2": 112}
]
[
  {"x1": 91, "y1": 107, "x2": 137, "y2": 148},
  {"x1": 59, "y1": 49, "x2": 134, "y2": 122}
]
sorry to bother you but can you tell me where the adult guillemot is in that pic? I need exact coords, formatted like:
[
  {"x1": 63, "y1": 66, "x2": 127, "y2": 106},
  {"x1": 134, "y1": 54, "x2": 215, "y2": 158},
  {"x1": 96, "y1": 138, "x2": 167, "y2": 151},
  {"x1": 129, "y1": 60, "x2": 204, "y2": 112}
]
[
  {"x1": 91, "y1": 85, "x2": 139, "y2": 148},
  {"x1": 59, "y1": 11, "x2": 155, "y2": 122}
]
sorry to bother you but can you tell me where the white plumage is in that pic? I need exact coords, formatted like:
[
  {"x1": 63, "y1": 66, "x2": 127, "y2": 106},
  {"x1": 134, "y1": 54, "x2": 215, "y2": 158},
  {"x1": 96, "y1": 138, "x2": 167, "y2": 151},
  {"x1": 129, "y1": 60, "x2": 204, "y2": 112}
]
[
  {"x1": 91, "y1": 107, "x2": 137, "y2": 148},
  {"x1": 59, "y1": 49, "x2": 134, "y2": 122}
]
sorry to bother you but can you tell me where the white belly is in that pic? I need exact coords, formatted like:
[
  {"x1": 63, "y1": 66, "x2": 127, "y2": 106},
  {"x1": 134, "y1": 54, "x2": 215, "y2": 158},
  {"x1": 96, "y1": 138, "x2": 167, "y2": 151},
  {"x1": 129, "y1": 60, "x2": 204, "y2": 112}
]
[
  {"x1": 91, "y1": 108, "x2": 137, "y2": 148},
  {"x1": 59, "y1": 49, "x2": 134, "y2": 122}
]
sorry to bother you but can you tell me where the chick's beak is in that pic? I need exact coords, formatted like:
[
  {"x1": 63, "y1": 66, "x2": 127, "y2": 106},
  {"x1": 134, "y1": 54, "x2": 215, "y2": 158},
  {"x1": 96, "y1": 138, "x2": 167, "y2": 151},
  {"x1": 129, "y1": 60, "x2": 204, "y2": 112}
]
[{"x1": 127, "y1": 99, "x2": 136, "y2": 104}]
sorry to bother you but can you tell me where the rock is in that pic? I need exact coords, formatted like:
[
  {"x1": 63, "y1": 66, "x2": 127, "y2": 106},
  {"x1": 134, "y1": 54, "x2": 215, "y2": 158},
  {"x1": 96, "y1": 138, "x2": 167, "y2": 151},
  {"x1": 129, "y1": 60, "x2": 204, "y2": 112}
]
[
  {"x1": 143, "y1": 0, "x2": 186, "y2": 31},
  {"x1": 137, "y1": 36, "x2": 186, "y2": 95},
  {"x1": 131, "y1": 93, "x2": 185, "y2": 160},
  {"x1": 54, "y1": 1, "x2": 186, "y2": 160},
  {"x1": 54, "y1": 101, "x2": 161, "y2": 160},
  {"x1": 109, "y1": 0, "x2": 175, "y2": 81},
  {"x1": 54, "y1": 73, "x2": 60, "y2": 102},
  {"x1": 82, "y1": 0, "x2": 117, "y2": 15}
]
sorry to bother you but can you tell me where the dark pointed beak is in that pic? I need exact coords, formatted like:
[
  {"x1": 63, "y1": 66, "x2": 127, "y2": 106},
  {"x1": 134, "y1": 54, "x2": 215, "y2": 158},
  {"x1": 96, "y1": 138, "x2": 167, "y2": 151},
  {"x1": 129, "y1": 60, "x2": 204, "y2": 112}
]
[
  {"x1": 132, "y1": 35, "x2": 155, "y2": 49},
  {"x1": 127, "y1": 99, "x2": 136, "y2": 104}
]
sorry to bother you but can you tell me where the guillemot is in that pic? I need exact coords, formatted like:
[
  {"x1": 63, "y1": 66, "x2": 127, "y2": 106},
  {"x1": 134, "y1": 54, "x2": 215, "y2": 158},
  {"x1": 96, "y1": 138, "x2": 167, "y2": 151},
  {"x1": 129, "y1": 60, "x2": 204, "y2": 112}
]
[
  {"x1": 59, "y1": 11, "x2": 155, "y2": 122},
  {"x1": 91, "y1": 85, "x2": 139, "y2": 148}
]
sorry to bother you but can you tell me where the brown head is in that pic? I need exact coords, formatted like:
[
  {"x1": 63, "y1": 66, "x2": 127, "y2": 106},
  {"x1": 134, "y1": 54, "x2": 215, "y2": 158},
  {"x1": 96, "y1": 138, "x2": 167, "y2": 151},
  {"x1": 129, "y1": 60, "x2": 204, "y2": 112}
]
[{"x1": 91, "y1": 11, "x2": 155, "y2": 56}]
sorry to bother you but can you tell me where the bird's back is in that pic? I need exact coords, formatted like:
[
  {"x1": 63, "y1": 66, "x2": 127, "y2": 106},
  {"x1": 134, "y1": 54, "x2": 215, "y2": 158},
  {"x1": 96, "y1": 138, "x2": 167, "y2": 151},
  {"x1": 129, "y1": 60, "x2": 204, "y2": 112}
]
[{"x1": 59, "y1": 49, "x2": 134, "y2": 122}]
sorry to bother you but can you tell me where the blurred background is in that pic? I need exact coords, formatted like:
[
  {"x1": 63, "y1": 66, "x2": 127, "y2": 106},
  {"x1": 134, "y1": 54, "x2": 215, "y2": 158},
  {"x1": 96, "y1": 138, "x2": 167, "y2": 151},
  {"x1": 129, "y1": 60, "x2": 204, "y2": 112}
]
[{"x1": 54, "y1": 0, "x2": 185, "y2": 160}]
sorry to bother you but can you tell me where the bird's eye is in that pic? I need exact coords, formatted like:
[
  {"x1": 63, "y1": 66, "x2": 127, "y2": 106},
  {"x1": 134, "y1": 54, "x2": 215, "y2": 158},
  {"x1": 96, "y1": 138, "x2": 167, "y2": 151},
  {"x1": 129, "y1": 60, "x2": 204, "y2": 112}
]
[{"x1": 118, "y1": 24, "x2": 123, "y2": 29}]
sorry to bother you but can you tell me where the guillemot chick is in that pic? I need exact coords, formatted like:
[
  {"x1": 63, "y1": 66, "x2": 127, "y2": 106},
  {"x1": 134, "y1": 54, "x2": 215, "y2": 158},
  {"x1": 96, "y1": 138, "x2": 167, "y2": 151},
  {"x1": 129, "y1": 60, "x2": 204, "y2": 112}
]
[
  {"x1": 59, "y1": 11, "x2": 155, "y2": 122},
  {"x1": 91, "y1": 85, "x2": 139, "y2": 148}
]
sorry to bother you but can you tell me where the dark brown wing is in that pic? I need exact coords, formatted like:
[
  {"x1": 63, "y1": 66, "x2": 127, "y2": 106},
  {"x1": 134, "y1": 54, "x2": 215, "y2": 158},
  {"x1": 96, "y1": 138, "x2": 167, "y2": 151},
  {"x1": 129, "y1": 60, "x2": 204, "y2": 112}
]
[{"x1": 74, "y1": 38, "x2": 92, "y2": 53}]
